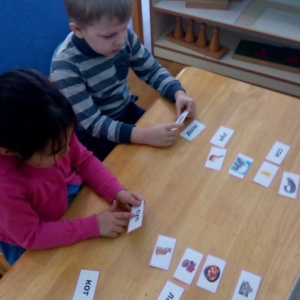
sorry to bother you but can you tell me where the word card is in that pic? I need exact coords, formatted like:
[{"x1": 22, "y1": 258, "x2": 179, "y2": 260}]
[
  {"x1": 228, "y1": 154, "x2": 254, "y2": 179},
  {"x1": 205, "y1": 147, "x2": 227, "y2": 171},
  {"x1": 196, "y1": 255, "x2": 226, "y2": 294},
  {"x1": 157, "y1": 281, "x2": 185, "y2": 300},
  {"x1": 127, "y1": 200, "x2": 144, "y2": 233},
  {"x1": 149, "y1": 235, "x2": 177, "y2": 270},
  {"x1": 232, "y1": 270, "x2": 262, "y2": 300},
  {"x1": 253, "y1": 161, "x2": 279, "y2": 188},
  {"x1": 210, "y1": 126, "x2": 235, "y2": 148},
  {"x1": 73, "y1": 269, "x2": 100, "y2": 300},
  {"x1": 173, "y1": 248, "x2": 203, "y2": 285},
  {"x1": 266, "y1": 141, "x2": 290, "y2": 165},
  {"x1": 278, "y1": 171, "x2": 300, "y2": 199},
  {"x1": 180, "y1": 120, "x2": 206, "y2": 141},
  {"x1": 171, "y1": 110, "x2": 189, "y2": 131}
]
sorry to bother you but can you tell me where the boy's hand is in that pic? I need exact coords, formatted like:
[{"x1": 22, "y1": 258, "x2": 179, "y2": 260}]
[
  {"x1": 96, "y1": 200, "x2": 134, "y2": 238},
  {"x1": 115, "y1": 190, "x2": 143, "y2": 211},
  {"x1": 174, "y1": 90, "x2": 196, "y2": 119}
]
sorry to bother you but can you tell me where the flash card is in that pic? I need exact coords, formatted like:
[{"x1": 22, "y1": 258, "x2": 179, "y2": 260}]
[
  {"x1": 228, "y1": 153, "x2": 254, "y2": 179},
  {"x1": 196, "y1": 255, "x2": 226, "y2": 294},
  {"x1": 180, "y1": 120, "x2": 206, "y2": 141},
  {"x1": 171, "y1": 111, "x2": 189, "y2": 131},
  {"x1": 157, "y1": 281, "x2": 185, "y2": 300},
  {"x1": 173, "y1": 248, "x2": 203, "y2": 285},
  {"x1": 210, "y1": 126, "x2": 234, "y2": 148},
  {"x1": 149, "y1": 235, "x2": 177, "y2": 270},
  {"x1": 127, "y1": 200, "x2": 144, "y2": 233},
  {"x1": 253, "y1": 161, "x2": 279, "y2": 188},
  {"x1": 278, "y1": 171, "x2": 300, "y2": 199},
  {"x1": 205, "y1": 147, "x2": 227, "y2": 171},
  {"x1": 73, "y1": 269, "x2": 100, "y2": 300},
  {"x1": 266, "y1": 141, "x2": 290, "y2": 165},
  {"x1": 232, "y1": 270, "x2": 262, "y2": 300}
]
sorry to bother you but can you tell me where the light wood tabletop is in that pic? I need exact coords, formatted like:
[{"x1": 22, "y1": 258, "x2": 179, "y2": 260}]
[{"x1": 0, "y1": 67, "x2": 299, "y2": 299}]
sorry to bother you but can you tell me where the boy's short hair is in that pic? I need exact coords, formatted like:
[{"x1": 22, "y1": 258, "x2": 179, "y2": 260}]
[{"x1": 64, "y1": 0, "x2": 132, "y2": 27}]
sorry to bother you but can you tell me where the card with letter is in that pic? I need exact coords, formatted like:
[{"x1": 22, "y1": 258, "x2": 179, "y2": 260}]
[
  {"x1": 72, "y1": 269, "x2": 100, "y2": 300},
  {"x1": 173, "y1": 248, "x2": 204, "y2": 285},
  {"x1": 253, "y1": 161, "x2": 279, "y2": 188},
  {"x1": 228, "y1": 154, "x2": 254, "y2": 179},
  {"x1": 205, "y1": 147, "x2": 227, "y2": 171},
  {"x1": 180, "y1": 120, "x2": 206, "y2": 141},
  {"x1": 278, "y1": 171, "x2": 300, "y2": 199},
  {"x1": 266, "y1": 141, "x2": 290, "y2": 165},
  {"x1": 171, "y1": 111, "x2": 189, "y2": 131},
  {"x1": 231, "y1": 270, "x2": 262, "y2": 300},
  {"x1": 127, "y1": 200, "x2": 144, "y2": 233},
  {"x1": 210, "y1": 126, "x2": 234, "y2": 148},
  {"x1": 149, "y1": 235, "x2": 177, "y2": 270},
  {"x1": 196, "y1": 255, "x2": 226, "y2": 293},
  {"x1": 157, "y1": 281, "x2": 185, "y2": 300}
]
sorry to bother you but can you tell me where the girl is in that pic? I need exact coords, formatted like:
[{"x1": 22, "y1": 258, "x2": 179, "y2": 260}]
[{"x1": 0, "y1": 69, "x2": 142, "y2": 265}]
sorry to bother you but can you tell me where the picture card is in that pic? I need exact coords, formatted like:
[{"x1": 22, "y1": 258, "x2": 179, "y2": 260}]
[
  {"x1": 180, "y1": 120, "x2": 206, "y2": 141},
  {"x1": 72, "y1": 269, "x2": 100, "y2": 300},
  {"x1": 149, "y1": 235, "x2": 177, "y2": 270},
  {"x1": 210, "y1": 126, "x2": 235, "y2": 148},
  {"x1": 228, "y1": 154, "x2": 254, "y2": 179},
  {"x1": 253, "y1": 161, "x2": 279, "y2": 188},
  {"x1": 278, "y1": 171, "x2": 300, "y2": 199},
  {"x1": 231, "y1": 270, "x2": 262, "y2": 300},
  {"x1": 157, "y1": 281, "x2": 185, "y2": 300},
  {"x1": 266, "y1": 141, "x2": 290, "y2": 165},
  {"x1": 127, "y1": 200, "x2": 144, "y2": 233},
  {"x1": 196, "y1": 255, "x2": 226, "y2": 294},
  {"x1": 205, "y1": 147, "x2": 227, "y2": 171}
]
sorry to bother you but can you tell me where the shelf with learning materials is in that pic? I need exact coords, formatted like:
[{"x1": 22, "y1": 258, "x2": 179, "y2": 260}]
[{"x1": 150, "y1": 0, "x2": 300, "y2": 98}]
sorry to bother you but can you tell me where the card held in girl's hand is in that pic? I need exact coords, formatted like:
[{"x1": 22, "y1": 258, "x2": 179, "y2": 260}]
[
  {"x1": 149, "y1": 235, "x2": 177, "y2": 270},
  {"x1": 127, "y1": 200, "x2": 144, "y2": 233},
  {"x1": 157, "y1": 281, "x2": 185, "y2": 300}
]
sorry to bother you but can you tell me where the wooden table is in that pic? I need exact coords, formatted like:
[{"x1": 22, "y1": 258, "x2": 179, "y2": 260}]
[{"x1": 0, "y1": 67, "x2": 299, "y2": 299}]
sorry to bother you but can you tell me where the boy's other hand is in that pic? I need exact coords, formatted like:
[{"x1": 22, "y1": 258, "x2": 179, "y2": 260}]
[{"x1": 174, "y1": 90, "x2": 196, "y2": 119}]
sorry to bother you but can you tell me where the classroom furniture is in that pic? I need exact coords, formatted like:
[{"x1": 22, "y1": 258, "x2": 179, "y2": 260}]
[
  {"x1": 133, "y1": 0, "x2": 144, "y2": 44},
  {"x1": 0, "y1": 67, "x2": 299, "y2": 299},
  {"x1": 150, "y1": 0, "x2": 300, "y2": 98}
]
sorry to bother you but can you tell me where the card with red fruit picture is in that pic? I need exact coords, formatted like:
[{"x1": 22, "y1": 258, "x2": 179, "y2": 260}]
[{"x1": 205, "y1": 147, "x2": 227, "y2": 171}]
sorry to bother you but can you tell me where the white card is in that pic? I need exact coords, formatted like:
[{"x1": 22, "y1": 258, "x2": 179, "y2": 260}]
[
  {"x1": 210, "y1": 126, "x2": 235, "y2": 148},
  {"x1": 179, "y1": 120, "x2": 206, "y2": 141},
  {"x1": 72, "y1": 269, "x2": 100, "y2": 300},
  {"x1": 173, "y1": 248, "x2": 203, "y2": 285},
  {"x1": 149, "y1": 235, "x2": 177, "y2": 270},
  {"x1": 228, "y1": 153, "x2": 254, "y2": 179},
  {"x1": 253, "y1": 161, "x2": 279, "y2": 188},
  {"x1": 266, "y1": 141, "x2": 290, "y2": 165},
  {"x1": 196, "y1": 255, "x2": 226, "y2": 294},
  {"x1": 171, "y1": 111, "x2": 189, "y2": 131},
  {"x1": 231, "y1": 270, "x2": 262, "y2": 300},
  {"x1": 205, "y1": 147, "x2": 227, "y2": 171},
  {"x1": 278, "y1": 171, "x2": 300, "y2": 199},
  {"x1": 127, "y1": 200, "x2": 144, "y2": 233},
  {"x1": 157, "y1": 281, "x2": 185, "y2": 300}
]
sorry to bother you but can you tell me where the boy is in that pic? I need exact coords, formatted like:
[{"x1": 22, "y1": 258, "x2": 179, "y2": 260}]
[{"x1": 51, "y1": 0, "x2": 196, "y2": 161}]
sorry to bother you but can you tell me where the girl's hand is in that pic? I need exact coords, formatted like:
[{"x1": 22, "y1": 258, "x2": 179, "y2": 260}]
[{"x1": 115, "y1": 190, "x2": 143, "y2": 211}]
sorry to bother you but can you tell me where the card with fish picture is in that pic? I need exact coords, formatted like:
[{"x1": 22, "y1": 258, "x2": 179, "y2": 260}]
[
  {"x1": 253, "y1": 161, "x2": 279, "y2": 188},
  {"x1": 228, "y1": 154, "x2": 254, "y2": 179},
  {"x1": 278, "y1": 171, "x2": 300, "y2": 199},
  {"x1": 205, "y1": 147, "x2": 227, "y2": 171}
]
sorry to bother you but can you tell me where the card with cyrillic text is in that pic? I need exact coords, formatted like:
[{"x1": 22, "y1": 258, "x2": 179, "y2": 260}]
[
  {"x1": 173, "y1": 248, "x2": 204, "y2": 285},
  {"x1": 231, "y1": 270, "x2": 262, "y2": 300},
  {"x1": 171, "y1": 110, "x2": 189, "y2": 131},
  {"x1": 278, "y1": 171, "x2": 300, "y2": 199},
  {"x1": 253, "y1": 161, "x2": 279, "y2": 188},
  {"x1": 127, "y1": 200, "x2": 144, "y2": 233},
  {"x1": 196, "y1": 255, "x2": 226, "y2": 293},
  {"x1": 157, "y1": 281, "x2": 185, "y2": 300},
  {"x1": 205, "y1": 147, "x2": 227, "y2": 171},
  {"x1": 266, "y1": 141, "x2": 290, "y2": 165},
  {"x1": 149, "y1": 235, "x2": 177, "y2": 270},
  {"x1": 72, "y1": 269, "x2": 100, "y2": 300},
  {"x1": 210, "y1": 126, "x2": 234, "y2": 148},
  {"x1": 228, "y1": 154, "x2": 254, "y2": 179},
  {"x1": 180, "y1": 120, "x2": 206, "y2": 141}
]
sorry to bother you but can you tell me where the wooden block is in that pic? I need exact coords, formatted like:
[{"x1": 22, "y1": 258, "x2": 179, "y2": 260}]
[{"x1": 186, "y1": 0, "x2": 229, "y2": 9}]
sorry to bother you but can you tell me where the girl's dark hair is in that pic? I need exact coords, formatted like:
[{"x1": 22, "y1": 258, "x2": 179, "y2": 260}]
[{"x1": 0, "y1": 68, "x2": 77, "y2": 160}]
